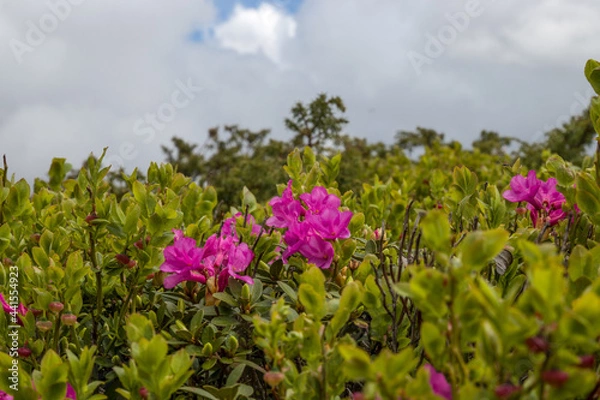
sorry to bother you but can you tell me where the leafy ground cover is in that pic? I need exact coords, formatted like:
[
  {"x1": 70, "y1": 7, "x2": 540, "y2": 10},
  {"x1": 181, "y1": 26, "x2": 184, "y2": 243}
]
[{"x1": 1, "y1": 61, "x2": 600, "y2": 400}]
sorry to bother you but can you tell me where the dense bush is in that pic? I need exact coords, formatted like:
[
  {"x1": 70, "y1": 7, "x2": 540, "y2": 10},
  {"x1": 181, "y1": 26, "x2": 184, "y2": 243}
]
[{"x1": 1, "y1": 61, "x2": 600, "y2": 400}]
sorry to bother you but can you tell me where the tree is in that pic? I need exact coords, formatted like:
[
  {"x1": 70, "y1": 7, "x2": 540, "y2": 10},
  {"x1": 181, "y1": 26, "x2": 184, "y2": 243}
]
[
  {"x1": 395, "y1": 127, "x2": 445, "y2": 153},
  {"x1": 472, "y1": 130, "x2": 513, "y2": 157},
  {"x1": 285, "y1": 93, "x2": 348, "y2": 154}
]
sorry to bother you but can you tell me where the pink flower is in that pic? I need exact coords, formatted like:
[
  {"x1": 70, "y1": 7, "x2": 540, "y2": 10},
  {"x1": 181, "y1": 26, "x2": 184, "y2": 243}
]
[
  {"x1": 266, "y1": 181, "x2": 305, "y2": 229},
  {"x1": 161, "y1": 229, "x2": 254, "y2": 291},
  {"x1": 297, "y1": 235, "x2": 335, "y2": 269},
  {"x1": 503, "y1": 170, "x2": 541, "y2": 205},
  {"x1": 267, "y1": 182, "x2": 352, "y2": 269},
  {"x1": 66, "y1": 383, "x2": 77, "y2": 399},
  {"x1": 0, "y1": 390, "x2": 13, "y2": 400},
  {"x1": 504, "y1": 172, "x2": 569, "y2": 227},
  {"x1": 306, "y1": 208, "x2": 352, "y2": 240},
  {"x1": 424, "y1": 364, "x2": 452, "y2": 400},
  {"x1": 217, "y1": 242, "x2": 255, "y2": 291},
  {"x1": 300, "y1": 186, "x2": 341, "y2": 214},
  {"x1": 160, "y1": 230, "x2": 205, "y2": 289}
]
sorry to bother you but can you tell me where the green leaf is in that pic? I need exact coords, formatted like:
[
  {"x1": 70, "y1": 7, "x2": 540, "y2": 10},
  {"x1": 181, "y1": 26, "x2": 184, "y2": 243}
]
[
  {"x1": 421, "y1": 322, "x2": 446, "y2": 362},
  {"x1": 420, "y1": 210, "x2": 451, "y2": 254},
  {"x1": 458, "y1": 229, "x2": 508, "y2": 272},
  {"x1": 575, "y1": 173, "x2": 600, "y2": 224},
  {"x1": 589, "y1": 97, "x2": 600, "y2": 135},
  {"x1": 48, "y1": 158, "x2": 70, "y2": 190},
  {"x1": 327, "y1": 281, "x2": 363, "y2": 340},
  {"x1": 584, "y1": 59, "x2": 600, "y2": 95}
]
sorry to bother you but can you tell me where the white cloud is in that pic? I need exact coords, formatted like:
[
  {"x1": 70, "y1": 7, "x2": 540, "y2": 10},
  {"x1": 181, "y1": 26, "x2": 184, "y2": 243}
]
[{"x1": 214, "y1": 3, "x2": 296, "y2": 64}]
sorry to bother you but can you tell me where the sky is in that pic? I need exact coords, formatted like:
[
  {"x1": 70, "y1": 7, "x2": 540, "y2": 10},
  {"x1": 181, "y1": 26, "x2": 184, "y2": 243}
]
[{"x1": 1, "y1": 0, "x2": 600, "y2": 181}]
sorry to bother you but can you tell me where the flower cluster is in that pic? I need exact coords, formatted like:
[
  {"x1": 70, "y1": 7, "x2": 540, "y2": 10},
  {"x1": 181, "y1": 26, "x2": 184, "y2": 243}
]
[
  {"x1": 160, "y1": 215, "x2": 254, "y2": 292},
  {"x1": 503, "y1": 170, "x2": 569, "y2": 227},
  {"x1": 266, "y1": 181, "x2": 352, "y2": 269}
]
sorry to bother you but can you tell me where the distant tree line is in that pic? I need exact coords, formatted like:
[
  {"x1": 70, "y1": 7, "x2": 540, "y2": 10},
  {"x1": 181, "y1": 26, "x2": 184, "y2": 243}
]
[{"x1": 157, "y1": 93, "x2": 595, "y2": 210}]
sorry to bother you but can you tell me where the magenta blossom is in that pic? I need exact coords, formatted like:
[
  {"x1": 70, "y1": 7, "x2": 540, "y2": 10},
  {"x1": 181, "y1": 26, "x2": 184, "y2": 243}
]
[
  {"x1": 299, "y1": 186, "x2": 341, "y2": 214},
  {"x1": 306, "y1": 208, "x2": 353, "y2": 240},
  {"x1": 161, "y1": 229, "x2": 254, "y2": 292},
  {"x1": 297, "y1": 235, "x2": 335, "y2": 269},
  {"x1": 503, "y1": 171, "x2": 571, "y2": 227},
  {"x1": 424, "y1": 364, "x2": 452, "y2": 400},
  {"x1": 267, "y1": 183, "x2": 352, "y2": 269},
  {"x1": 160, "y1": 230, "x2": 205, "y2": 288},
  {"x1": 503, "y1": 170, "x2": 541, "y2": 205},
  {"x1": 0, "y1": 390, "x2": 13, "y2": 400},
  {"x1": 66, "y1": 383, "x2": 77, "y2": 399},
  {"x1": 266, "y1": 181, "x2": 305, "y2": 229}
]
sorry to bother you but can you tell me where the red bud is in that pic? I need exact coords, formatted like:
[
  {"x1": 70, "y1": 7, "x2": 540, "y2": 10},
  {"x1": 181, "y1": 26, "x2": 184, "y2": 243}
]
[
  {"x1": 115, "y1": 253, "x2": 130, "y2": 265},
  {"x1": 578, "y1": 355, "x2": 595, "y2": 369},
  {"x1": 263, "y1": 372, "x2": 285, "y2": 388},
  {"x1": 525, "y1": 336, "x2": 548, "y2": 353},
  {"x1": 36, "y1": 320, "x2": 53, "y2": 332},
  {"x1": 30, "y1": 308, "x2": 43, "y2": 318},
  {"x1": 494, "y1": 384, "x2": 521, "y2": 398},
  {"x1": 139, "y1": 387, "x2": 149, "y2": 399},
  {"x1": 61, "y1": 313, "x2": 77, "y2": 326},
  {"x1": 541, "y1": 370, "x2": 569, "y2": 387},
  {"x1": 17, "y1": 347, "x2": 32, "y2": 358},
  {"x1": 85, "y1": 212, "x2": 98, "y2": 224},
  {"x1": 48, "y1": 302, "x2": 64, "y2": 313}
]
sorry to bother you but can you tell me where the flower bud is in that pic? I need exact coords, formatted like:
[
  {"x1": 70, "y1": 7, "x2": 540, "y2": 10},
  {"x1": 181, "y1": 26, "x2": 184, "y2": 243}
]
[
  {"x1": 30, "y1": 233, "x2": 41, "y2": 243},
  {"x1": 578, "y1": 355, "x2": 595, "y2": 369},
  {"x1": 115, "y1": 253, "x2": 130, "y2": 265},
  {"x1": 525, "y1": 336, "x2": 548, "y2": 353},
  {"x1": 61, "y1": 313, "x2": 77, "y2": 326},
  {"x1": 30, "y1": 308, "x2": 43, "y2": 318},
  {"x1": 126, "y1": 259, "x2": 137, "y2": 269},
  {"x1": 139, "y1": 387, "x2": 149, "y2": 399},
  {"x1": 134, "y1": 239, "x2": 144, "y2": 250},
  {"x1": 241, "y1": 284, "x2": 251, "y2": 301},
  {"x1": 48, "y1": 302, "x2": 64, "y2": 313},
  {"x1": 17, "y1": 347, "x2": 32, "y2": 358},
  {"x1": 263, "y1": 371, "x2": 285, "y2": 388},
  {"x1": 515, "y1": 207, "x2": 528, "y2": 215},
  {"x1": 2, "y1": 257, "x2": 13, "y2": 266},
  {"x1": 227, "y1": 335, "x2": 239, "y2": 354},
  {"x1": 201, "y1": 342, "x2": 213, "y2": 357},
  {"x1": 36, "y1": 320, "x2": 53, "y2": 332},
  {"x1": 494, "y1": 384, "x2": 521, "y2": 398},
  {"x1": 85, "y1": 212, "x2": 98, "y2": 224},
  {"x1": 541, "y1": 370, "x2": 569, "y2": 387}
]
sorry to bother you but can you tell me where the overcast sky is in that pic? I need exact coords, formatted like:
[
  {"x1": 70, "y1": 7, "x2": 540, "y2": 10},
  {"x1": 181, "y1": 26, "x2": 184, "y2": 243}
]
[{"x1": 1, "y1": 0, "x2": 599, "y2": 181}]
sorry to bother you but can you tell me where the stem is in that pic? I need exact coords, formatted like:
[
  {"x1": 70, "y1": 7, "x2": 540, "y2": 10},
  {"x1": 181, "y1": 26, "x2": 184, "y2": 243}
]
[
  {"x1": 70, "y1": 325, "x2": 82, "y2": 352},
  {"x1": 595, "y1": 139, "x2": 600, "y2": 186},
  {"x1": 107, "y1": 269, "x2": 141, "y2": 350},
  {"x1": 448, "y1": 274, "x2": 468, "y2": 397},
  {"x1": 53, "y1": 317, "x2": 62, "y2": 353}
]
